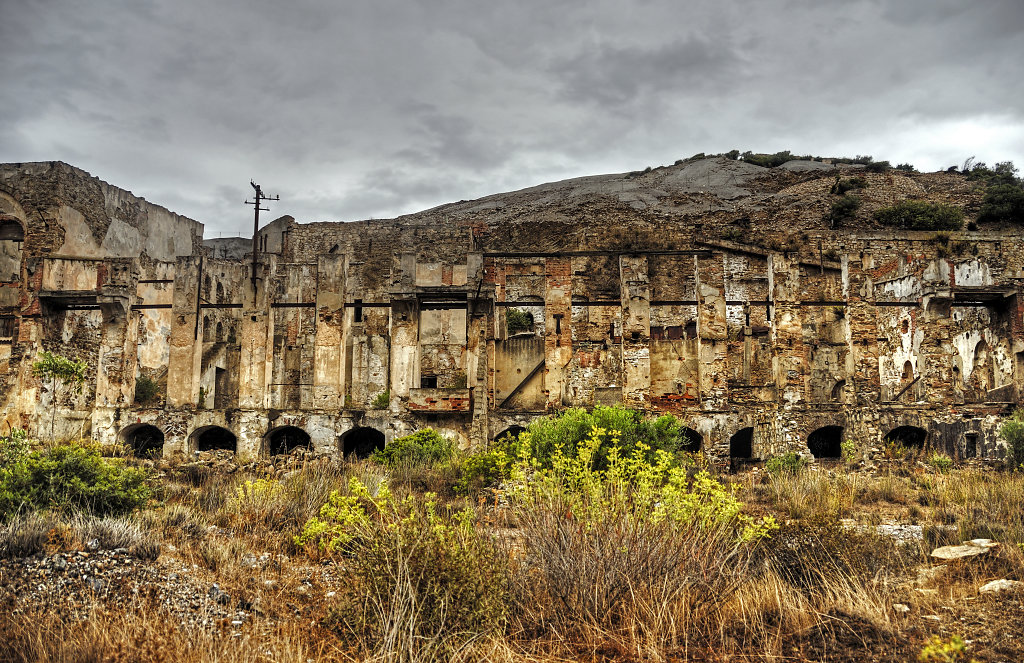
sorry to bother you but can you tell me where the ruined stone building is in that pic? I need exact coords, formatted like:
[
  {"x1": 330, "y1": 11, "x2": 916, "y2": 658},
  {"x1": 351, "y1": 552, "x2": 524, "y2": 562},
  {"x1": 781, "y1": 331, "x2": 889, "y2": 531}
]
[{"x1": 0, "y1": 159, "x2": 1021, "y2": 464}]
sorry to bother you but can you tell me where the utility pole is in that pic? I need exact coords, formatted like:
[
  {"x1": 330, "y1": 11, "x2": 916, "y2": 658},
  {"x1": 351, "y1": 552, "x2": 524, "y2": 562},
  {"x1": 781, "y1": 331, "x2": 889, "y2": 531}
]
[{"x1": 244, "y1": 180, "x2": 280, "y2": 292}]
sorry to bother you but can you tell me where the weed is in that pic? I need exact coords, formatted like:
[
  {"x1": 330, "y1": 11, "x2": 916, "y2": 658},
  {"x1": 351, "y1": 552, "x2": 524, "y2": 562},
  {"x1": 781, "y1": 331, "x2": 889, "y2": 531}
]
[
  {"x1": 765, "y1": 452, "x2": 807, "y2": 477},
  {"x1": 371, "y1": 390, "x2": 390, "y2": 409}
]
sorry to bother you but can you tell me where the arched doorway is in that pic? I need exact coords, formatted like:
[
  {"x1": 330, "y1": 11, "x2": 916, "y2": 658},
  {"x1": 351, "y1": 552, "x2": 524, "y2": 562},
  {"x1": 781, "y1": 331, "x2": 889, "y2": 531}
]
[
  {"x1": 680, "y1": 427, "x2": 702, "y2": 453},
  {"x1": 730, "y1": 427, "x2": 753, "y2": 459},
  {"x1": 266, "y1": 426, "x2": 311, "y2": 456},
  {"x1": 341, "y1": 427, "x2": 385, "y2": 459},
  {"x1": 0, "y1": 217, "x2": 24, "y2": 284},
  {"x1": 494, "y1": 425, "x2": 526, "y2": 444},
  {"x1": 808, "y1": 426, "x2": 843, "y2": 459},
  {"x1": 120, "y1": 424, "x2": 164, "y2": 458},
  {"x1": 191, "y1": 425, "x2": 237, "y2": 453},
  {"x1": 885, "y1": 425, "x2": 928, "y2": 449}
]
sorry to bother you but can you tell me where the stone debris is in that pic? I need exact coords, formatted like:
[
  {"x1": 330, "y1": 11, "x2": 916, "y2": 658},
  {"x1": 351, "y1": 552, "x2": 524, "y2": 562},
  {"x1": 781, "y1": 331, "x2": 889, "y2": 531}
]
[
  {"x1": 978, "y1": 579, "x2": 1023, "y2": 594},
  {"x1": 930, "y1": 539, "x2": 999, "y2": 561}
]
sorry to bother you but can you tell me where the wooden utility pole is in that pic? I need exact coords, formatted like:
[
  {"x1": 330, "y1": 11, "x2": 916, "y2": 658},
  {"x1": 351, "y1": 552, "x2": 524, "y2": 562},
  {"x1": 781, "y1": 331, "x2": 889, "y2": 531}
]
[{"x1": 244, "y1": 181, "x2": 280, "y2": 292}]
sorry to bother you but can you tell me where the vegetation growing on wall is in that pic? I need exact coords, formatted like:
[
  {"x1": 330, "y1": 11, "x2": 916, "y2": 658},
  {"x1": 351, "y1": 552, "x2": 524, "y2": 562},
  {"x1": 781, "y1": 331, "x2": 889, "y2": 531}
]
[
  {"x1": 505, "y1": 308, "x2": 533, "y2": 335},
  {"x1": 31, "y1": 351, "x2": 88, "y2": 439}
]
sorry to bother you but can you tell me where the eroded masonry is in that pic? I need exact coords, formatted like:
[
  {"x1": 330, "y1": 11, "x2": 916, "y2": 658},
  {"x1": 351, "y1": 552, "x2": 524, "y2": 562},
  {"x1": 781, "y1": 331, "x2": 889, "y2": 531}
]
[{"x1": 0, "y1": 159, "x2": 1021, "y2": 464}]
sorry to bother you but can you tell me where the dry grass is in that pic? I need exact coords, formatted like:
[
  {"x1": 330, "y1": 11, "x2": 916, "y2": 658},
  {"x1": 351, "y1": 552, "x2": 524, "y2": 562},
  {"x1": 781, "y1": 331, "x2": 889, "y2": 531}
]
[{"x1": 7, "y1": 455, "x2": 1024, "y2": 662}]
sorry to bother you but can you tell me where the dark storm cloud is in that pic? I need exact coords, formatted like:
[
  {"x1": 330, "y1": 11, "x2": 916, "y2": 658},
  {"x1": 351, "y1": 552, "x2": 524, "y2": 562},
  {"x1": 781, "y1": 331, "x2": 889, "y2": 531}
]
[{"x1": 1, "y1": 0, "x2": 1022, "y2": 234}]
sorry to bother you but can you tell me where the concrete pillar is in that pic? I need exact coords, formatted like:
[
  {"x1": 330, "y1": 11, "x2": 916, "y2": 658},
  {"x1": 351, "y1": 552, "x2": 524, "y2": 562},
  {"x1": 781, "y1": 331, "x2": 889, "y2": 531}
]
[
  {"x1": 390, "y1": 298, "x2": 419, "y2": 399},
  {"x1": 95, "y1": 290, "x2": 137, "y2": 408},
  {"x1": 544, "y1": 257, "x2": 572, "y2": 409},
  {"x1": 313, "y1": 254, "x2": 346, "y2": 409},
  {"x1": 166, "y1": 256, "x2": 202, "y2": 408},
  {"x1": 845, "y1": 252, "x2": 881, "y2": 404},
  {"x1": 620, "y1": 254, "x2": 651, "y2": 408},
  {"x1": 768, "y1": 253, "x2": 806, "y2": 405},
  {"x1": 238, "y1": 257, "x2": 273, "y2": 409},
  {"x1": 696, "y1": 254, "x2": 729, "y2": 408}
]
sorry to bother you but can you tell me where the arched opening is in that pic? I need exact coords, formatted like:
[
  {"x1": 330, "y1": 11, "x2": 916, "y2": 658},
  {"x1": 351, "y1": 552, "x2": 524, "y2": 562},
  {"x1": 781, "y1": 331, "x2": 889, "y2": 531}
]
[
  {"x1": 970, "y1": 340, "x2": 994, "y2": 397},
  {"x1": 215, "y1": 282, "x2": 224, "y2": 304},
  {"x1": 885, "y1": 425, "x2": 928, "y2": 449},
  {"x1": 830, "y1": 379, "x2": 846, "y2": 402},
  {"x1": 730, "y1": 427, "x2": 753, "y2": 459},
  {"x1": 341, "y1": 426, "x2": 385, "y2": 459},
  {"x1": 807, "y1": 426, "x2": 844, "y2": 459},
  {"x1": 494, "y1": 425, "x2": 526, "y2": 444},
  {"x1": 266, "y1": 426, "x2": 311, "y2": 456},
  {"x1": 120, "y1": 424, "x2": 164, "y2": 458},
  {"x1": 902, "y1": 361, "x2": 914, "y2": 382},
  {"x1": 203, "y1": 315, "x2": 213, "y2": 342},
  {"x1": 191, "y1": 425, "x2": 237, "y2": 453},
  {"x1": 216, "y1": 321, "x2": 224, "y2": 342},
  {"x1": 680, "y1": 427, "x2": 702, "y2": 453}
]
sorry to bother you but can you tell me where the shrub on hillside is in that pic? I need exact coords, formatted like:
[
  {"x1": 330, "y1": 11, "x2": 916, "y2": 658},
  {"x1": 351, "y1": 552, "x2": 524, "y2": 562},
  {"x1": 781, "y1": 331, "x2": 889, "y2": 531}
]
[
  {"x1": 874, "y1": 200, "x2": 964, "y2": 230},
  {"x1": 371, "y1": 428, "x2": 455, "y2": 468},
  {"x1": 0, "y1": 442, "x2": 151, "y2": 520},
  {"x1": 828, "y1": 194, "x2": 862, "y2": 225},
  {"x1": 977, "y1": 184, "x2": 1024, "y2": 225}
]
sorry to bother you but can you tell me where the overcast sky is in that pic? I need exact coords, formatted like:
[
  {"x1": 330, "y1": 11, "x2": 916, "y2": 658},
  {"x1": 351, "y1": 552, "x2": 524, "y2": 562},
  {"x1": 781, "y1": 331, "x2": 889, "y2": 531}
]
[{"x1": 2, "y1": 0, "x2": 1022, "y2": 236}]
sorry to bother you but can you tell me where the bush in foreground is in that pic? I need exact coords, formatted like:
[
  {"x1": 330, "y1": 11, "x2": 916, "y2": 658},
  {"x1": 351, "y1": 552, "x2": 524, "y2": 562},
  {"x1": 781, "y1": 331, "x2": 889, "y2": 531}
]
[
  {"x1": 295, "y1": 479, "x2": 507, "y2": 655},
  {"x1": 0, "y1": 441, "x2": 151, "y2": 520},
  {"x1": 371, "y1": 428, "x2": 455, "y2": 468}
]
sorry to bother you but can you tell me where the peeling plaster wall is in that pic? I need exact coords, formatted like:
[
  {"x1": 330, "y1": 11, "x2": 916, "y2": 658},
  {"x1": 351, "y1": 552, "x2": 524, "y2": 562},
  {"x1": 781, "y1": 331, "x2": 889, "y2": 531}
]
[{"x1": 2, "y1": 160, "x2": 1023, "y2": 466}]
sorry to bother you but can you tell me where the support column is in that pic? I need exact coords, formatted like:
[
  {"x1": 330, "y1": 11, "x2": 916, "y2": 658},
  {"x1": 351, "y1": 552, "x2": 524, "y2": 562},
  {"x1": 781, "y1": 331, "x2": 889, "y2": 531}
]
[
  {"x1": 313, "y1": 254, "x2": 346, "y2": 409},
  {"x1": 768, "y1": 253, "x2": 807, "y2": 405},
  {"x1": 167, "y1": 256, "x2": 202, "y2": 408},
  {"x1": 238, "y1": 256, "x2": 273, "y2": 409},
  {"x1": 845, "y1": 252, "x2": 881, "y2": 404},
  {"x1": 544, "y1": 257, "x2": 571, "y2": 409},
  {"x1": 696, "y1": 253, "x2": 729, "y2": 409},
  {"x1": 620, "y1": 254, "x2": 651, "y2": 408}
]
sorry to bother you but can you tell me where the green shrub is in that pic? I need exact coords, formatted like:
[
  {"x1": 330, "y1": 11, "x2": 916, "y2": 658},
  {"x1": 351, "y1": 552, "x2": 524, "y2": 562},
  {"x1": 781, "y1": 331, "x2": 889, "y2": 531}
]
[
  {"x1": 0, "y1": 442, "x2": 151, "y2": 520},
  {"x1": 1000, "y1": 409, "x2": 1024, "y2": 469},
  {"x1": 0, "y1": 428, "x2": 30, "y2": 467},
  {"x1": 864, "y1": 160, "x2": 892, "y2": 173},
  {"x1": 765, "y1": 452, "x2": 807, "y2": 476},
  {"x1": 874, "y1": 200, "x2": 964, "y2": 230},
  {"x1": 505, "y1": 308, "x2": 533, "y2": 335},
  {"x1": 133, "y1": 375, "x2": 160, "y2": 405},
  {"x1": 296, "y1": 479, "x2": 507, "y2": 649},
  {"x1": 828, "y1": 194, "x2": 862, "y2": 225},
  {"x1": 371, "y1": 390, "x2": 390, "y2": 409},
  {"x1": 929, "y1": 453, "x2": 953, "y2": 473},
  {"x1": 455, "y1": 446, "x2": 511, "y2": 495},
  {"x1": 508, "y1": 426, "x2": 775, "y2": 632},
  {"x1": 977, "y1": 183, "x2": 1024, "y2": 225},
  {"x1": 830, "y1": 176, "x2": 868, "y2": 195},
  {"x1": 371, "y1": 428, "x2": 454, "y2": 468},
  {"x1": 895, "y1": 163, "x2": 916, "y2": 172},
  {"x1": 520, "y1": 405, "x2": 689, "y2": 471},
  {"x1": 918, "y1": 634, "x2": 973, "y2": 663}
]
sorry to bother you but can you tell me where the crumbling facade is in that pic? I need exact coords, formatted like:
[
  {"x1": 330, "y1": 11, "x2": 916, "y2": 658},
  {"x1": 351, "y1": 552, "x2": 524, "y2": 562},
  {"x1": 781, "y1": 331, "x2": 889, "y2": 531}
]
[{"x1": 1, "y1": 159, "x2": 1021, "y2": 464}]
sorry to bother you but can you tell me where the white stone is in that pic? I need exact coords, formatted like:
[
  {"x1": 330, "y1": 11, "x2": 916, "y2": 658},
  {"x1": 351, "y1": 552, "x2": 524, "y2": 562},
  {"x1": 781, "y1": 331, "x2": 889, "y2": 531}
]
[{"x1": 979, "y1": 579, "x2": 1023, "y2": 594}]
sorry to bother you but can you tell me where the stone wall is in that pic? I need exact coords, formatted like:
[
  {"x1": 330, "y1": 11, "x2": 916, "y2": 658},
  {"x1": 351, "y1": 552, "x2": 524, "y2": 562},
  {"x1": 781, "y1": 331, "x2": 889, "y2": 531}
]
[{"x1": 1, "y1": 159, "x2": 1021, "y2": 465}]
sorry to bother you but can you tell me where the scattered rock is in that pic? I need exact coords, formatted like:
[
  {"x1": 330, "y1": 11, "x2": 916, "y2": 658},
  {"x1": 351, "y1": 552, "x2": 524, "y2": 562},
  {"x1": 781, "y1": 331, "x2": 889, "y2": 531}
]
[
  {"x1": 931, "y1": 539, "x2": 999, "y2": 561},
  {"x1": 208, "y1": 583, "x2": 230, "y2": 605},
  {"x1": 893, "y1": 603, "x2": 911, "y2": 614},
  {"x1": 979, "y1": 579, "x2": 1023, "y2": 594}
]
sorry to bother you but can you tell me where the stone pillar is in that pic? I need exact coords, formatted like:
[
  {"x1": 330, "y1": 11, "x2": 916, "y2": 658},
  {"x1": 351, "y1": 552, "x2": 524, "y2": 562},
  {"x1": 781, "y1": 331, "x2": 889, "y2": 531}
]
[
  {"x1": 544, "y1": 257, "x2": 572, "y2": 409},
  {"x1": 313, "y1": 254, "x2": 346, "y2": 409},
  {"x1": 845, "y1": 252, "x2": 881, "y2": 404},
  {"x1": 238, "y1": 257, "x2": 273, "y2": 409},
  {"x1": 95, "y1": 288, "x2": 137, "y2": 408},
  {"x1": 696, "y1": 254, "x2": 729, "y2": 408},
  {"x1": 390, "y1": 297, "x2": 419, "y2": 399},
  {"x1": 768, "y1": 253, "x2": 806, "y2": 405},
  {"x1": 166, "y1": 256, "x2": 202, "y2": 408},
  {"x1": 620, "y1": 254, "x2": 651, "y2": 408}
]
